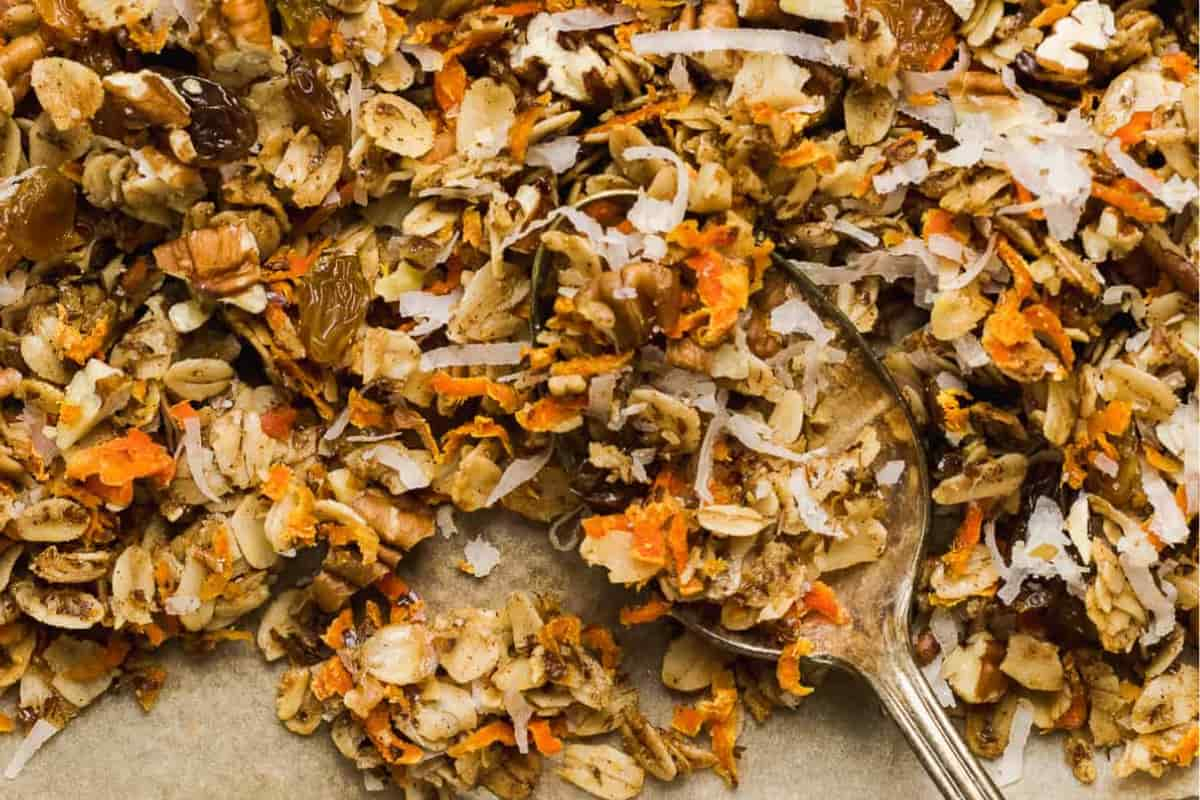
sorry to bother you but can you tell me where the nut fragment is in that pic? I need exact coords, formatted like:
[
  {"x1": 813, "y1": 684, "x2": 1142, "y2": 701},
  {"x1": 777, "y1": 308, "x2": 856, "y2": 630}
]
[{"x1": 30, "y1": 57, "x2": 102, "y2": 130}]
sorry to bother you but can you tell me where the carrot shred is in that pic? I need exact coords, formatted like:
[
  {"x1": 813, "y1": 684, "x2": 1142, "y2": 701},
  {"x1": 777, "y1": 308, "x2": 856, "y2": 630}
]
[
  {"x1": 1114, "y1": 111, "x2": 1154, "y2": 148},
  {"x1": 0, "y1": 712, "x2": 12, "y2": 734},
  {"x1": 65, "y1": 428, "x2": 175, "y2": 491},
  {"x1": 322, "y1": 608, "x2": 355, "y2": 650},
  {"x1": 1029, "y1": 0, "x2": 1076, "y2": 27},
  {"x1": 671, "y1": 706, "x2": 706, "y2": 737},
  {"x1": 261, "y1": 464, "x2": 293, "y2": 501},
  {"x1": 549, "y1": 351, "x2": 635, "y2": 377},
  {"x1": 942, "y1": 502, "x2": 984, "y2": 576},
  {"x1": 589, "y1": 94, "x2": 691, "y2": 134},
  {"x1": 1091, "y1": 181, "x2": 1168, "y2": 223},
  {"x1": 365, "y1": 707, "x2": 425, "y2": 764},
  {"x1": 434, "y1": 57, "x2": 467, "y2": 113},
  {"x1": 446, "y1": 720, "x2": 517, "y2": 757},
  {"x1": 1162, "y1": 52, "x2": 1197, "y2": 81},
  {"x1": 802, "y1": 581, "x2": 849, "y2": 625},
  {"x1": 311, "y1": 655, "x2": 354, "y2": 701},
  {"x1": 528, "y1": 719, "x2": 563, "y2": 756},
  {"x1": 515, "y1": 394, "x2": 587, "y2": 432},
  {"x1": 538, "y1": 615, "x2": 582, "y2": 652},
  {"x1": 1171, "y1": 725, "x2": 1200, "y2": 766},
  {"x1": 777, "y1": 140, "x2": 837, "y2": 172},
  {"x1": 581, "y1": 625, "x2": 622, "y2": 670},
  {"x1": 619, "y1": 597, "x2": 671, "y2": 626},
  {"x1": 430, "y1": 372, "x2": 520, "y2": 413},
  {"x1": 776, "y1": 638, "x2": 815, "y2": 697},
  {"x1": 441, "y1": 416, "x2": 513, "y2": 457},
  {"x1": 924, "y1": 35, "x2": 957, "y2": 71}
]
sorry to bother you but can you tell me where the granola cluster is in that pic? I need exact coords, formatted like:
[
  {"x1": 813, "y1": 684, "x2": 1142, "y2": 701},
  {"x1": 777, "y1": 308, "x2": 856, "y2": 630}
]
[{"x1": 0, "y1": 0, "x2": 1195, "y2": 795}]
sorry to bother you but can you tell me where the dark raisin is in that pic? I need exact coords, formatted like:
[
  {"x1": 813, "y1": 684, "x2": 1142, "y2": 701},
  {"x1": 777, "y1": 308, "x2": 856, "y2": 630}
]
[
  {"x1": 285, "y1": 55, "x2": 349, "y2": 147},
  {"x1": 171, "y1": 75, "x2": 257, "y2": 165}
]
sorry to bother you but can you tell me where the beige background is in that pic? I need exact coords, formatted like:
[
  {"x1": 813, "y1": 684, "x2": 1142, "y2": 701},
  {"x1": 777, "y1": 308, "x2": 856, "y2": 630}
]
[{"x1": 1, "y1": 511, "x2": 1195, "y2": 799}]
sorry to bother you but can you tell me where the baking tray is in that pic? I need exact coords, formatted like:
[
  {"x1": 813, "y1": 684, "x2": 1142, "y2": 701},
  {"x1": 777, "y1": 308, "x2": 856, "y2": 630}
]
[{"x1": 1, "y1": 510, "x2": 1195, "y2": 799}]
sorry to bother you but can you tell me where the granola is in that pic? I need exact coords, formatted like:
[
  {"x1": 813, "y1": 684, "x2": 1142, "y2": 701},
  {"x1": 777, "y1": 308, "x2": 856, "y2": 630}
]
[{"x1": 0, "y1": 0, "x2": 1195, "y2": 796}]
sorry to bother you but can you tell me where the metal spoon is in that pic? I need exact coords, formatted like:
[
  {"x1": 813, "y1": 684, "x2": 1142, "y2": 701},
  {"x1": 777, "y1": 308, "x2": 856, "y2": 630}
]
[
  {"x1": 530, "y1": 195, "x2": 1003, "y2": 800},
  {"x1": 671, "y1": 254, "x2": 1004, "y2": 800}
]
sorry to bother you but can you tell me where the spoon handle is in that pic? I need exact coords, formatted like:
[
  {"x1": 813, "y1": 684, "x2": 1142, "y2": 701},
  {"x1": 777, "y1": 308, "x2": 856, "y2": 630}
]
[{"x1": 865, "y1": 631, "x2": 1005, "y2": 800}]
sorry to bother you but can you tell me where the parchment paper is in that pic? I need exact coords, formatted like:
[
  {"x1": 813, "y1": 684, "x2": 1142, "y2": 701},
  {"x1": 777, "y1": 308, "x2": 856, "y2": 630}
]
[{"x1": 1, "y1": 510, "x2": 1195, "y2": 799}]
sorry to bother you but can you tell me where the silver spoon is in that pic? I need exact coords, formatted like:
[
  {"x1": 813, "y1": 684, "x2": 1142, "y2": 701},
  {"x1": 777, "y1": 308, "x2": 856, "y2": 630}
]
[{"x1": 531, "y1": 195, "x2": 1003, "y2": 800}]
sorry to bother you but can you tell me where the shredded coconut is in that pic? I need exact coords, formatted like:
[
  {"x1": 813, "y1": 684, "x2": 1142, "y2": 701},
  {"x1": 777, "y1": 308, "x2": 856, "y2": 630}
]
[
  {"x1": 526, "y1": 136, "x2": 580, "y2": 173},
  {"x1": 463, "y1": 536, "x2": 501, "y2": 578},
  {"x1": 367, "y1": 445, "x2": 431, "y2": 491},
  {"x1": 1140, "y1": 459, "x2": 1189, "y2": 544},
  {"x1": 436, "y1": 504, "x2": 458, "y2": 539},
  {"x1": 547, "y1": 6, "x2": 635, "y2": 30},
  {"x1": 396, "y1": 290, "x2": 461, "y2": 337},
  {"x1": 4, "y1": 719, "x2": 59, "y2": 779},
  {"x1": 695, "y1": 390, "x2": 728, "y2": 503},
  {"x1": 420, "y1": 342, "x2": 525, "y2": 371},
  {"x1": 630, "y1": 28, "x2": 846, "y2": 68},
  {"x1": 987, "y1": 700, "x2": 1035, "y2": 787},
  {"x1": 181, "y1": 416, "x2": 222, "y2": 503},
  {"x1": 876, "y1": 460, "x2": 905, "y2": 486},
  {"x1": 1104, "y1": 137, "x2": 1198, "y2": 213},
  {"x1": 728, "y1": 413, "x2": 810, "y2": 463},
  {"x1": 485, "y1": 447, "x2": 553, "y2": 507},
  {"x1": 769, "y1": 297, "x2": 835, "y2": 345},
  {"x1": 623, "y1": 145, "x2": 690, "y2": 234}
]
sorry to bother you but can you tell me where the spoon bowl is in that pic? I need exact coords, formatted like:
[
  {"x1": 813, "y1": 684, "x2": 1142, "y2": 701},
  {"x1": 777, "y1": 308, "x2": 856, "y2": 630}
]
[{"x1": 531, "y1": 199, "x2": 1004, "y2": 800}]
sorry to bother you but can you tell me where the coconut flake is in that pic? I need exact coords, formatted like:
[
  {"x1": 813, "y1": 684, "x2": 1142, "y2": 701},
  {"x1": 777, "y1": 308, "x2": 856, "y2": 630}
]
[
  {"x1": 927, "y1": 233, "x2": 965, "y2": 263},
  {"x1": 695, "y1": 390, "x2": 728, "y2": 503},
  {"x1": 1141, "y1": 459, "x2": 1189, "y2": 545},
  {"x1": 21, "y1": 404, "x2": 57, "y2": 462},
  {"x1": 987, "y1": 700, "x2": 1034, "y2": 787},
  {"x1": 4, "y1": 719, "x2": 59, "y2": 779},
  {"x1": 1156, "y1": 397, "x2": 1199, "y2": 515},
  {"x1": 368, "y1": 445, "x2": 431, "y2": 491},
  {"x1": 769, "y1": 297, "x2": 835, "y2": 345},
  {"x1": 728, "y1": 413, "x2": 809, "y2": 463},
  {"x1": 1119, "y1": 551, "x2": 1177, "y2": 646},
  {"x1": 996, "y1": 497, "x2": 1087, "y2": 604},
  {"x1": 164, "y1": 593, "x2": 201, "y2": 615},
  {"x1": 396, "y1": 290, "x2": 461, "y2": 337},
  {"x1": 181, "y1": 416, "x2": 222, "y2": 503},
  {"x1": 630, "y1": 28, "x2": 846, "y2": 67},
  {"x1": 899, "y1": 97, "x2": 957, "y2": 135},
  {"x1": 587, "y1": 372, "x2": 619, "y2": 422},
  {"x1": 486, "y1": 447, "x2": 552, "y2": 507},
  {"x1": 941, "y1": 112, "x2": 991, "y2": 168},
  {"x1": 399, "y1": 44, "x2": 444, "y2": 72},
  {"x1": 876, "y1": 460, "x2": 905, "y2": 486},
  {"x1": 547, "y1": 6, "x2": 636, "y2": 31},
  {"x1": 940, "y1": 233, "x2": 997, "y2": 291},
  {"x1": 463, "y1": 536, "x2": 501, "y2": 578},
  {"x1": 1105, "y1": 138, "x2": 1198, "y2": 213},
  {"x1": 623, "y1": 145, "x2": 690, "y2": 234},
  {"x1": 323, "y1": 405, "x2": 352, "y2": 442},
  {"x1": 420, "y1": 342, "x2": 525, "y2": 371},
  {"x1": 558, "y1": 206, "x2": 633, "y2": 267},
  {"x1": 526, "y1": 136, "x2": 580, "y2": 173},
  {"x1": 504, "y1": 688, "x2": 535, "y2": 754},
  {"x1": 436, "y1": 504, "x2": 458, "y2": 539},
  {"x1": 951, "y1": 334, "x2": 990, "y2": 370},
  {"x1": 363, "y1": 772, "x2": 385, "y2": 792},
  {"x1": 831, "y1": 218, "x2": 879, "y2": 247},
  {"x1": 668, "y1": 55, "x2": 692, "y2": 93},
  {"x1": 901, "y1": 43, "x2": 969, "y2": 94},
  {"x1": 788, "y1": 466, "x2": 844, "y2": 538},
  {"x1": 923, "y1": 607, "x2": 960, "y2": 707},
  {"x1": 873, "y1": 156, "x2": 930, "y2": 195},
  {"x1": 1092, "y1": 452, "x2": 1119, "y2": 477},
  {"x1": 0, "y1": 269, "x2": 27, "y2": 306}
]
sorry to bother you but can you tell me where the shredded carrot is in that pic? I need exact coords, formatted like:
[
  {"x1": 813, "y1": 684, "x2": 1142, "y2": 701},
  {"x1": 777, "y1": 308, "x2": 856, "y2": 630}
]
[
  {"x1": 262, "y1": 464, "x2": 293, "y2": 501},
  {"x1": 666, "y1": 512, "x2": 689, "y2": 576},
  {"x1": 942, "y1": 502, "x2": 984, "y2": 576},
  {"x1": 549, "y1": 351, "x2": 634, "y2": 377},
  {"x1": 365, "y1": 707, "x2": 424, "y2": 764},
  {"x1": 1143, "y1": 443, "x2": 1182, "y2": 474},
  {"x1": 446, "y1": 720, "x2": 517, "y2": 757},
  {"x1": 527, "y1": 719, "x2": 563, "y2": 756},
  {"x1": 683, "y1": 250, "x2": 749, "y2": 345},
  {"x1": 1029, "y1": 0, "x2": 1076, "y2": 27},
  {"x1": 802, "y1": 581, "x2": 849, "y2": 625},
  {"x1": 0, "y1": 712, "x2": 12, "y2": 734},
  {"x1": 168, "y1": 400, "x2": 198, "y2": 423},
  {"x1": 1091, "y1": 181, "x2": 1167, "y2": 224},
  {"x1": 619, "y1": 597, "x2": 671, "y2": 626},
  {"x1": 260, "y1": 406, "x2": 298, "y2": 441},
  {"x1": 65, "y1": 428, "x2": 175, "y2": 491},
  {"x1": 348, "y1": 390, "x2": 387, "y2": 429},
  {"x1": 430, "y1": 372, "x2": 520, "y2": 413},
  {"x1": 1171, "y1": 724, "x2": 1200, "y2": 766},
  {"x1": 1162, "y1": 52, "x2": 1197, "y2": 81},
  {"x1": 581, "y1": 625, "x2": 622, "y2": 670},
  {"x1": 667, "y1": 220, "x2": 738, "y2": 251},
  {"x1": 921, "y1": 208, "x2": 958, "y2": 239},
  {"x1": 589, "y1": 94, "x2": 691, "y2": 134},
  {"x1": 538, "y1": 615, "x2": 582, "y2": 652},
  {"x1": 441, "y1": 416, "x2": 513, "y2": 457},
  {"x1": 142, "y1": 623, "x2": 167, "y2": 648},
  {"x1": 1012, "y1": 182, "x2": 1045, "y2": 220},
  {"x1": 322, "y1": 608, "x2": 355, "y2": 650},
  {"x1": 777, "y1": 140, "x2": 837, "y2": 172},
  {"x1": 1114, "y1": 111, "x2": 1154, "y2": 149},
  {"x1": 776, "y1": 638, "x2": 815, "y2": 697},
  {"x1": 924, "y1": 35, "x2": 957, "y2": 71},
  {"x1": 311, "y1": 655, "x2": 354, "y2": 701},
  {"x1": 671, "y1": 706, "x2": 706, "y2": 737},
  {"x1": 434, "y1": 57, "x2": 467, "y2": 113},
  {"x1": 1053, "y1": 682, "x2": 1088, "y2": 730},
  {"x1": 905, "y1": 91, "x2": 939, "y2": 107},
  {"x1": 515, "y1": 394, "x2": 587, "y2": 432},
  {"x1": 582, "y1": 512, "x2": 628, "y2": 539}
]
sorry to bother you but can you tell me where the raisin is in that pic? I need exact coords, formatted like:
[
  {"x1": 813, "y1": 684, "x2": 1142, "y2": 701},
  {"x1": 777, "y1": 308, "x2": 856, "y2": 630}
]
[
  {"x1": 296, "y1": 254, "x2": 370, "y2": 365},
  {"x1": 864, "y1": 0, "x2": 958, "y2": 71},
  {"x1": 286, "y1": 55, "x2": 349, "y2": 147},
  {"x1": 171, "y1": 75, "x2": 257, "y2": 165},
  {"x1": 4, "y1": 166, "x2": 76, "y2": 262}
]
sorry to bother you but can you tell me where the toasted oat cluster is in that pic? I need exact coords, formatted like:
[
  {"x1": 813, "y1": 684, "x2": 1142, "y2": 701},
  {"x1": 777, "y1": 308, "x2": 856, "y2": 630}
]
[{"x1": 0, "y1": 0, "x2": 1195, "y2": 794}]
